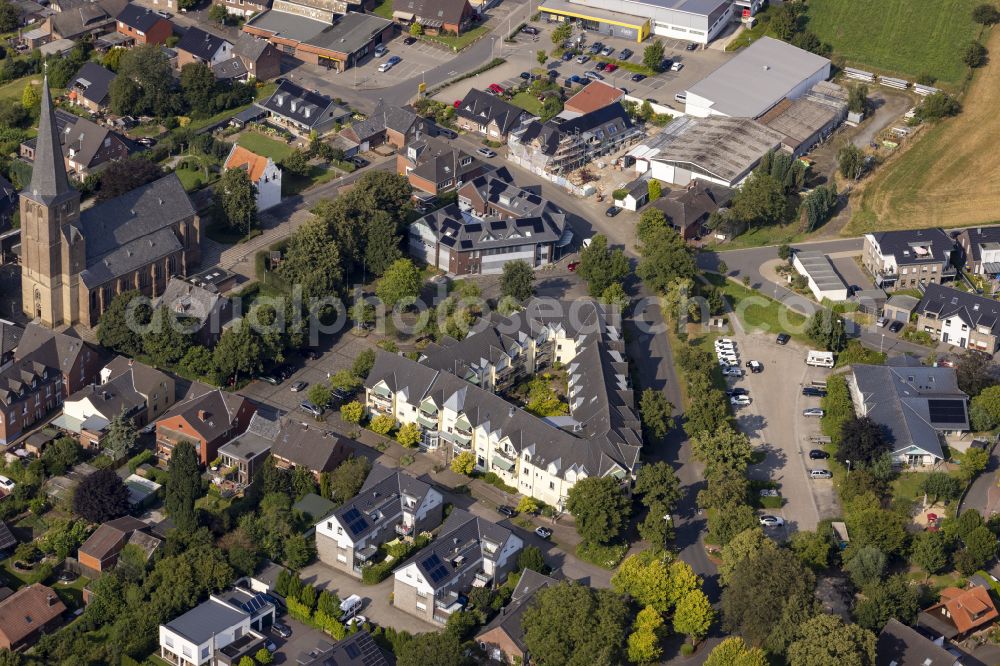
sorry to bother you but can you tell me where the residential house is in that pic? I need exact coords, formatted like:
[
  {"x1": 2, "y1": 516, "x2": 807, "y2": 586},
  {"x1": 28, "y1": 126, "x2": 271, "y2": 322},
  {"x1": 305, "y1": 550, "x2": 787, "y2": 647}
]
[
  {"x1": 0, "y1": 357, "x2": 63, "y2": 445},
  {"x1": 563, "y1": 80, "x2": 625, "y2": 116},
  {"x1": 0, "y1": 321, "x2": 23, "y2": 372},
  {"x1": 155, "y1": 386, "x2": 256, "y2": 466},
  {"x1": 14, "y1": 324, "x2": 102, "y2": 396},
  {"x1": 957, "y1": 226, "x2": 1000, "y2": 277},
  {"x1": 0, "y1": 584, "x2": 66, "y2": 650},
  {"x1": 212, "y1": 0, "x2": 271, "y2": 20},
  {"x1": 19, "y1": 109, "x2": 133, "y2": 179},
  {"x1": 876, "y1": 618, "x2": 960, "y2": 666},
  {"x1": 919, "y1": 585, "x2": 999, "y2": 640},
  {"x1": 269, "y1": 419, "x2": 353, "y2": 479},
  {"x1": 62, "y1": 374, "x2": 146, "y2": 448},
  {"x1": 914, "y1": 283, "x2": 1000, "y2": 354},
  {"x1": 453, "y1": 89, "x2": 532, "y2": 142},
  {"x1": 212, "y1": 56, "x2": 251, "y2": 82},
  {"x1": 255, "y1": 80, "x2": 351, "y2": 137},
  {"x1": 217, "y1": 412, "x2": 280, "y2": 488},
  {"x1": 475, "y1": 569, "x2": 558, "y2": 664},
  {"x1": 67, "y1": 62, "x2": 117, "y2": 113},
  {"x1": 315, "y1": 463, "x2": 444, "y2": 576},
  {"x1": 116, "y1": 3, "x2": 173, "y2": 45},
  {"x1": 397, "y1": 136, "x2": 489, "y2": 197},
  {"x1": 364, "y1": 298, "x2": 642, "y2": 508},
  {"x1": 224, "y1": 145, "x2": 282, "y2": 211},
  {"x1": 653, "y1": 181, "x2": 732, "y2": 240},
  {"x1": 295, "y1": 630, "x2": 389, "y2": 666},
  {"x1": 101, "y1": 356, "x2": 176, "y2": 423},
  {"x1": 508, "y1": 104, "x2": 641, "y2": 185},
  {"x1": 176, "y1": 27, "x2": 233, "y2": 68},
  {"x1": 862, "y1": 229, "x2": 957, "y2": 290},
  {"x1": 341, "y1": 100, "x2": 426, "y2": 152},
  {"x1": 158, "y1": 588, "x2": 275, "y2": 666},
  {"x1": 409, "y1": 168, "x2": 568, "y2": 275},
  {"x1": 613, "y1": 177, "x2": 649, "y2": 211},
  {"x1": 47, "y1": 0, "x2": 125, "y2": 41},
  {"x1": 232, "y1": 33, "x2": 281, "y2": 80},
  {"x1": 152, "y1": 277, "x2": 234, "y2": 346},
  {"x1": 393, "y1": 509, "x2": 523, "y2": 625},
  {"x1": 391, "y1": 0, "x2": 473, "y2": 34},
  {"x1": 77, "y1": 516, "x2": 160, "y2": 576},
  {"x1": 849, "y1": 363, "x2": 969, "y2": 467}
]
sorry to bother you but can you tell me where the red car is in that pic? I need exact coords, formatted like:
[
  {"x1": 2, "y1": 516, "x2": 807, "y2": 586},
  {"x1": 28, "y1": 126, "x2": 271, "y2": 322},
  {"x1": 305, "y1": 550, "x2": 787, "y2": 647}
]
[
  {"x1": 605, "y1": 63, "x2": 618, "y2": 72},
  {"x1": 487, "y1": 83, "x2": 505, "y2": 95},
  {"x1": 568, "y1": 262, "x2": 580, "y2": 272},
  {"x1": 453, "y1": 99, "x2": 462, "y2": 108}
]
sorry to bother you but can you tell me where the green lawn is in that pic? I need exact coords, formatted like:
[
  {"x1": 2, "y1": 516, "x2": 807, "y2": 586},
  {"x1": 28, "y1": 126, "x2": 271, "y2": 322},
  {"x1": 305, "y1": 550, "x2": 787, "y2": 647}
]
[
  {"x1": 371, "y1": 0, "x2": 393, "y2": 19},
  {"x1": 0, "y1": 73, "x2": 41, "y2": 104},
  {"x1": 237, "y1": 131, "x2": 295, "y2": 162},
  {"x1": 805, "y1": 0, "x2": 987, "y2": 86},
  {"x1": 704, "y1": 273, "x2": 810, "y2": 342},
  {"x1": 707, "y1": 223, "x2": 805, "y2": 251},
  {"x1": 423, "y1": 24, "x2": 490, "y2": 51},
  {"x1": 174, "y1": 166, "x2": 211, "y2": 192},
  {"x1": 510, "y1": 91, "x2": 544, "y2": 116}
]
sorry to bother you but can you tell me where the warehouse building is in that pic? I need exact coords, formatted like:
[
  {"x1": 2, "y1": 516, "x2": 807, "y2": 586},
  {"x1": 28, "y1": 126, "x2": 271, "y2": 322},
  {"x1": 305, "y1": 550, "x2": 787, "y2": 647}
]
[
  {"x1": 243, "y1": 10, "x2": 393, "y2": 70},
  {"x1": 792, "y1": 250, "x2": 849, "y2": 302},
  {"x1": 684, "y1": 36, "x2": 831, "y2": 118},
  {"x1": 757, "y1": 81, "x2": 848, "y2": 156},
  {"x1": 538, "y1": 0, "x2": 733, "y2": 44},
  {"x1": 628, "y1": 115, "x2": 783, "y2": 188}
]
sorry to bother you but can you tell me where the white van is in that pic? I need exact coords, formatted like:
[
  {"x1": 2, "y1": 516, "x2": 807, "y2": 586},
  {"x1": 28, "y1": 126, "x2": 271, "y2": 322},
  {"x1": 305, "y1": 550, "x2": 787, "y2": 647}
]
[
  {"x1": 340, "y1": 594, "x2": 363, "y2": 619},
  {"x1": 806, "y1": 350, "x2": 835, "y2": 368}
]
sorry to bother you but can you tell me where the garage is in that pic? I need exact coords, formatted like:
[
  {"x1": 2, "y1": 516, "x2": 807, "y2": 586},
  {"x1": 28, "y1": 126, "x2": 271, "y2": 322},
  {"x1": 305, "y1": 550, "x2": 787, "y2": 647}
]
[{"x1": 883, "y1": 294, "x2": 920, "y2": 323}]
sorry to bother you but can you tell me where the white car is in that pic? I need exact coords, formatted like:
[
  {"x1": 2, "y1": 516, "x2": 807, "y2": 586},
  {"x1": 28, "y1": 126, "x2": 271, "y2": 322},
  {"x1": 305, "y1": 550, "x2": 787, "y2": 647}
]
[
  {"x1": 715, "y1": 344, "x2": 737, "y2": 354},
  {"x1": 718, "y1": 355, "x2": 739, "y2": 365},
  {"x1": 730, "y1": 395, "x2": 752, "y2": 406},
  {"x1": 671, "y1": 62, "x2": 683, "y2": 71},
  {"x1": 723, "y1": 367, "x2": 745, "y2": 377},
  {"x1": 378, "y1": 56, "x2": 401, "y2": 72},
  {"x1": 803, "y1": 408, "x2": 825, "y2": 417},
  {"x1": 759, "y1": 515, "x2": 784, "y2": 527},
  {"x1": 714, "y1": 338, "x2": 735, "y2": 347},
  {"x1": 0, "y1": 475, "x2": 13, "y2": 492},
  {"x1": 346, "y1": 615, "x2": 368, "y2": 627}
]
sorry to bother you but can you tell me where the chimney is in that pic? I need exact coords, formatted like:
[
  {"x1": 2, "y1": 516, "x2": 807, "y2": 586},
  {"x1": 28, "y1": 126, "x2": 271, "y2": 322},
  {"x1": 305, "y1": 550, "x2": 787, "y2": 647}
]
[
  {"x1": 198, "y1": 409, "x2": 209, "y2": 421},
  {"x1": 47, "y1": 593, "x2": 56, "y2": 606}
]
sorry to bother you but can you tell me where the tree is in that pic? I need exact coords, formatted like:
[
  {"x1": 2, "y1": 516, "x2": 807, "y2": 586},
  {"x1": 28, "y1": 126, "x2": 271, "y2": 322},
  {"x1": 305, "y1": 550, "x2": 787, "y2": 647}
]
[
  {"x1": 254, "y1": 647, "x2": 274, "y2": 665},
  {"x1": 838, "y1": 144, "x2": 867, "y2": 180},
  {"x1": 647, "y1": 179, "x2": 662, "y2": 201},
  {"x1": 719, "y1": 527, "x2": 776, "y2": 586},
  {"x1": 450, "y1": 451, "x2": 475, "y2": 475},
  {"x1": 99, "y1": 290, "x2": 151, "y2": 355},
  {"x1": 847, "y1": 505, "x2": 908, "y2": 557},
  {"x1": 691, "y1": 425, "x2": 753, "y2": 478},
  {"x1": 180, "y1": 63, "x2": 218, "y2": 114},
  {"x1": 98, "y1": 157, "x2": 164, "y2": 202},
  {"x1": 278, "y1": 218, "x2": 344, "y2": 300},
  {"x1": 847, "y1": 83, "x2": 869, "y2": 115},
  {"x1": 638, "y1": 389, "x2": 674, "y2": 442},
  {"x1": 910, "y1": 530, "x2": 950, "y2": 576},
  {"x1": 396, "y1": 631, "x2": 463, "y2": 666},
  {"x1": 643, "y1": 40, "x2": 665, "y2": 71},
  {"x1": 369, "y1": 414, "x2": 394, "y2": 435},
  {"x1": 708, "y1": 502, "x2": 758, "y2": 547},
  {"x1": 801, "y1": 184, "x2": 838, "y2": 232},
  {"x1": 536, "y1": 49, "x2": 547, "y2": 66},
  {"x1": 960, "y1": 446, "x2": 989, "y2": 482},
  {"x1": 500, "y1": 260, "x2": 534, "y2": 301},
  {"x1": 845, "y1": 545, "x2": 886, "y2": 588},
  {"x1": 518, "y1": 545, "x2": 547, "y2": 573},
  {"x1": 329, "y1": 456, "x2": 371, "y2": 503},
  {"x1": 376, "y1": 259, "x2": 422, "y2": 309},
  {"x1": 787, "y1": 613, "x2": 876, "y2": 666},
  {"x1": 636, "y1": 225, "x2": 697, "y2": 294},
  {"x1": 522, "y1": 582, "x2": 629, "y2": 666},
  {"x1": 922, "y1": 472, "x2": 962, "y2": 504},
  {"x1": 634, "y1": 461, "x2": 681, "y2": 512},
  {"x1": 917, "y1": 92, "x2": 961, "y2": 121},
  {"x1": 837, "y1": 417, "x2": 890, "y2": 466},
  {"x1": 208, "y1": 3, "x2": 228, "y2": 23},
  {"x1": 551, "y1": 21, "x2": 572, "y2": 44},
  {"x1": 409, "y1": 22, "x2": 424, "y2": 36},
  {"x1": 769, "y1": 4, "x2": 798, "y2": 40},
  {"x1": 0, "y1": 0, "x2": 18, "y2": 32},
  {"x1": 281, "y1": 150, "x2": 311, "y2": 177},
  {"x1": 565, "y1": 476, "x2": 630, "y2": 545},
  {"x1": 674, "y1": 588, "x2": 713, "y2": 643},
  {"x1": 973, "y1": 3, "x2": 1000, "y2": 24},
  {"x1": 307, "y1": 384, "x2": 332, "y2": 413},
  {"x1": 143, "y1": 306, "x2": 193, "y2": 367},
  {"x1": 21, "y1": 83, "x2": 39, "y2": 111},
  {"x1": 600, "y1": 282, "x2": 629, "y2": 311},
  {"x1": 352, "y1": 349, "x2": 377, "y2": 379},
  {"x1": 853, "y1": 576, "x2": 919, "y2": 631},
  {"x1": 963, "y1": 41, "x2": 988, "y2": 68},
  {"x1": 517, "y1": 496, "x2": 539, "y2": 515},
  {"x1": 578, "y1": 235, "x2": 629, "y2": 296},
  {"x1": 362, "y1": 210, "x2": 402, "y2": 278},
  {"x1": 73, "y1": 468, "x2": 129, "y2": 523},
  {"x1": 42, "y1": 437, "x2": 82, "y2": 477},
  {"x1": 959, "y1": 524, "x2": 997, "y2": 572},
  {"x1": 213, "y1": 322, "x2": 265, "y2": 384},
  {"x1": 340, "y1": 401, "x2": 364, "y2": 424},
  {"x1": 956, "y1": 351, "x2": 998, "y2": 397},
  {"x1": 396, "y1": 422, "x2": 422, "y2": 447},
  {"x1": 216, "y1": 167, "x2": 258, "y2": 233},
  {"x1": 102, "y1": 411, "x2": 137, "y2": 461},
  {"x1": 791, "y1": 526, "x2": 836, "y2": 570},
  {"x1": 704, "y1": 637, "x2": 767, "y2": 666},
  {"x1": 730, "y1": 171, "x2": 786, "y2": 226},
  {"x1": 612, "y1": 551, "x2": 673, "y2": 611},
  {"x1": 627, "y1": 606, "x2": 664, "y2": 665},
  {"x1": 165, "y1": 440, "x2": 202, "y2": 533},
  {"x1": 806, "y1": 308, "x2": 847, "y2": 352}
]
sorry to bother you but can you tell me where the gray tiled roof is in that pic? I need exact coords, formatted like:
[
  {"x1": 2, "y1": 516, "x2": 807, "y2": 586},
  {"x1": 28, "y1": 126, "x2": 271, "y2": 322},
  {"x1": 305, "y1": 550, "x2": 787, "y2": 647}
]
[
  {"x1": 393, "y1": 0, "x2": 469, "y2": 26},
  {"x1": 212, "y1": 56, "x2": 249, "y2": 80},
  {"x1": 297, "y1": 630, "x2": 388, "y2": 666},
  {"x1": 0, "y1": 321, "x2": 23, "y2": 357},
  {"x1": 69, "y1": 62, "x2": 116, "y2": 106},
  {"x1": 66, "y1": 374, "x2": 145, "y2": 420},
  {"x1": 868, "y1": 228, "x2": 954, "y2": 265},
  {"x1": 176, "y1": 26, "x2": 230, "y2": 61},
  {"x1": 257, "y1": 80, "x2": 349, "y2": 130},
  {"x1": 454, "y1": 89, "x2": 531, "y2": 136},
  {"x1": 116, "y1": 3, "x2": 168, "y2": 31},
  {"x1": 270, "y1": 420, "x2": 352, "y2": 473},
  {"x1": 15, "y1": 324, "x2": 96, "y2": 376},
  {"x1": 154, "y1": 277, "x2": 227, "y2": 325},
  {"x1": 327, "y1": 463, "x2": 435, "y2": 542},
  {"x1": 476, "y1": 568, "x2": 556, "y2": 652},
  {"x1": 412, "y1": 201, "x2": 565, "y2": 253},
  {"x1": 877, "y1": 618, "x2": 957, "y2": 666},
  {"x1": 852, "y1": 364, "x2": 969, "y2": 461},
  {"x1": 218, "y1": 412, "x2": 280, "y2": 462},
  {"x1": 347, "y1": 99, "x2": 421, "y2": 142},
  {"x1": 25, "y1": 76, "x2": 74, "y2": 206},
  {"x1": 234, "y1": 32, "x2": 270, "y2": 61},
  {"x1": 917, "y1": 283, "x2": 1000, "y2": 337},
  {"x1": 404, "y1": 136, "x2": 485, "y2": 185},
  {"x1": 158, "y1": 386, "x2": 250, "y2": 443},
  {"x1": 410, "y1": 508, "x2": 515, "y2": 591}
]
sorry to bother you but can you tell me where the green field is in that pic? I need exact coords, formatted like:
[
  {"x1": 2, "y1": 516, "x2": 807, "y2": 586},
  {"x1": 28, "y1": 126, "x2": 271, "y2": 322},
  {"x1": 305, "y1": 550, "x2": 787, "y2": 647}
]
[
  {"x1": 510, "y1": 91, "x2": 544, "y2": 116},
  {"x1": 237, "y1": 131, "x2": 295, "y2": 162},
  {"x1": 704, "y1": 273, "x2": 810, "y2": 343},
  {"x1": 805, "y1": 0, "x2": 986, "y2": 86}
]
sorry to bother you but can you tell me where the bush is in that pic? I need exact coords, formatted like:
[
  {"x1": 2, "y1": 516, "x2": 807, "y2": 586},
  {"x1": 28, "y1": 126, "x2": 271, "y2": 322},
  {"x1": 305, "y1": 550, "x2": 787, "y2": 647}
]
[
  {"x1": 127, "y1": 449, "x2": 154, "y2": 473},
  {"x1": 576, "y1": 541, "x2": 628, "y2": 569},
  {"x1": 481, "y1": 472, "x2": 517, "y2": 493},
  {"x1": 369, "y1": 414, "x2": 395, "y2": 435},
  {"x1": 680, "y1": 643, "x2": 695, "y2": 656},
  {"x1": 361, "y1": 560, "x2": 395, "y2": 585}
]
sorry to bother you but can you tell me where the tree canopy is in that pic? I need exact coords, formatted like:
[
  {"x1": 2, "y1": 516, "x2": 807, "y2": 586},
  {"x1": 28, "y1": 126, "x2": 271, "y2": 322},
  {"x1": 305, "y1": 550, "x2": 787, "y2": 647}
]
[
  {"x1": 522, "y1": 582, "x2": 629, "y2": 666},
  {"x1": 786, "y1": 613, "x2": 877, "y2": 666},
  {"x1": 73, "y1": 468, "x2": 130, "y2": 523},
  {"x1": 165, "y1": 440, "x2": 202, "y2": 534},
  {"x1": 565, "y1": 476, "x2": 630, "y2": 545},
  {"x1": 578, "y1": 235, "x2": 629, "y2": 297}
]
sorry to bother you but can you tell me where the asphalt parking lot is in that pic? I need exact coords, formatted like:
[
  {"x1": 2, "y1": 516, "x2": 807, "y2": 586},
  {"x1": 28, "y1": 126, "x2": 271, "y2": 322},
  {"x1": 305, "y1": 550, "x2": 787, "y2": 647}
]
[{"x1": 725, "y1": 331, "x2": 840, "y2": 536}]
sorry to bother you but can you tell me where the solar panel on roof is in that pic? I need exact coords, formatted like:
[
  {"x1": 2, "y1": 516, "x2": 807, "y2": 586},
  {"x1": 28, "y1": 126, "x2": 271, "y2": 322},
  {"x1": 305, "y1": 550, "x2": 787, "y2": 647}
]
[
  {"x1": 927, "y1": 399, "x2": 966, "y2": 424},
  {"x1": 342, "y1": 507, "x2": 369, "y2": 536},
  {"x1": 240, "y1": 592, "x2": 269, "y2": 614},
  {"x1": 345, "y1": 643, "x2": 361, "y2": 658},
  {"x1": 422, "y1": 553, "x2": 450, "y2": 583}
]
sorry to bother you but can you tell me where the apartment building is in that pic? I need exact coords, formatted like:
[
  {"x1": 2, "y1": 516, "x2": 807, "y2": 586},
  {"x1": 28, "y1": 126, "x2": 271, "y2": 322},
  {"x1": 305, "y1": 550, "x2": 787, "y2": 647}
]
[
  {"x1": 915, "y1": 283, "x2": 1000, "y2": 354},
  {"x1": 957, "y1": 226, "x2": 1000, "y2": 277},
  {"x1": 315, "y1": 464, "x2": 443, "y2": 576},
  {"x1": 158, "y1": 589, "x2": 274, "y2": 666},
  {"x1": 393, "y1": 509, "x2": 522, "y2": 625},
  {"x1": 862, "y1": 229, "x2": 956, "y2": 290}
]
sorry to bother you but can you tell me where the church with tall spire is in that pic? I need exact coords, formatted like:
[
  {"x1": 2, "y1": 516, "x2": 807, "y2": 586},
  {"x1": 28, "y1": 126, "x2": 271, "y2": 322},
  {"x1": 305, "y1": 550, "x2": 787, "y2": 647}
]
[{"x1": 20, "y1": 76, "x2": 202, "y2": 328}]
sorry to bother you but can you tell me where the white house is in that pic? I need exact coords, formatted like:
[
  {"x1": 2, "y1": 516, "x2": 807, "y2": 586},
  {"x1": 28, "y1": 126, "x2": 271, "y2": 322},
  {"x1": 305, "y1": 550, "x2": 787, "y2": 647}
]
[
  {"x1": 159, "y1": 589, "x2": 274, "y2": 666},
  {"x1": 224, "y1": 145, "x2": 281, "y2": 211}
]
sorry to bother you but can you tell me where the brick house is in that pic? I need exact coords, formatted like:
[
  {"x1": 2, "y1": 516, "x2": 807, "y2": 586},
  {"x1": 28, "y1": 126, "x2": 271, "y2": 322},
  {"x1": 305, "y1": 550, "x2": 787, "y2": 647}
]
[
  {"x1": 0, "y1": 358, "x2": 63, "y2": 445},
  {"x1": 957, "y1": 226, "x2": 1000, "y2": 277},
  {"x1": 67, "y1": 62, "x2": 117, "y2": 114},
  {"x1": 341, "y1": 100, "x2": 426, "y2": 152},
  {"x1": 14, "y1": 324, "x2": 102, "y2": 397},
  {"x1": 475, "y1": 569, "x2": 557, "y2": 664},
  {"x1": 919, "y1": 585, "x2": 999, "y2": 639},
  {"x1": 397, "y1": 137, "x2": 489, "y2": 197},
  {"x1": 154, "y1": 386, "x2": 256, "y2": 466},
  {"x1": 914, "y1": 283, "x2": 1000, "y2": 354},
  {"x1": 233, "y1": 33, "x2": 281, "y2": 81},
  {"x1": 212, "y1": 0, "x2": 271, "y2": 19},
  {"x1": 453, "y1": 89, "x2": 532, "y2": 142},
  {"x1": 175, "y1": 27, "x2": 233, "y2": 69},
  {"x1": 391, "y1": 0, "x2": 474, "y2": 35},
  {"x1": 116, "y1": 3, "x2": 174, "y2": 45},
  {"x1": 269, "y1": 419, "x2": 353, "y2": 480},
  {"x1": 76, "y1": 516, "x2": 154, "y2": 576},
  {"x1": 0, "y1": 584, "x2": 66, "y2": 650}
]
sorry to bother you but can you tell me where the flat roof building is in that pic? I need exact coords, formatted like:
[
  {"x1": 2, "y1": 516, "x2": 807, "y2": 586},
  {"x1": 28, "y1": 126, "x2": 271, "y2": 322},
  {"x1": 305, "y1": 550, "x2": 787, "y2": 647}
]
[
  {"x1": 685, "y1": 36, "x2": 831, "y2": 118},
  {"x1": 539, "y1": 0, "x2": 733, "y2": 44},
  {"x1": 244, "y1": 11, "x2": 393, "y2": 71},
  {"x1": 792, "y1": 250, "x2": 849, "y2": 302}
]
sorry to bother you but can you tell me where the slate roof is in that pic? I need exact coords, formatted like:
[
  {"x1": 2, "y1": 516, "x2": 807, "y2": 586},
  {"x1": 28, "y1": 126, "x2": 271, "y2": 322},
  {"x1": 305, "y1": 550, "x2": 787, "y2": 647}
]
[
  {"x1": 0, "y1": 522, "x2": 16, "y2": 551},
  {"x1": 257, "y1": 80, "x2": 349, "y2": 131},
  {"x1": 78, "y1": 174, "x2": 194, "y2": 288},
  {"x1": 367, "y1": 299, "x2": 642, "y2": 481},
  {"x1": 345, "y1": 99, "x2": 422, "y2": 143},
  {"x1": 454, "y1": 89, "x2": 531, "y2": 136},
  {"x1": 327, "y1": 464, "x2": 436, "y2": 543},
  {"x1": 116, "y1": 3, "x2": 169, "y2": 31},
  {"x1": 69, "y1": 62, "x2": 116, "y2": 106},
  {"x1": 15, "y1": 324, "x2": 96, "y2": 378},
  {"x1": 50, "y1": 1, "x2": 115, "y2": 39},
  {"x1": 212, "y1": 57, "x2": 249, "y2": 80},
  {"x1": 23, "y1": 108, "x2": 132, "y2": 173},
  {"x1": 218, "y1": 412, "x2": 280, "y2": 462},
  {"x1": 404, "y1": 136, "x2": 486, "y2": 185},
  {"x1": 961, "y1": 226, "x2": 1000, "y2": 264},
  {"x1": 412, "y1": 201, "x2": 565, "y2": 253},
  {"x1": 0, "y1": 321, "x2": 23, "y2": 358},
  {"x1": 409, "y1": 508, "x2": 516, "y2": 591},
  {"x1": 103, "y1": 356, "x2": 172, "y2": 402},
  {"x1": 867, "y1": 228, "x2": 955, "y2": 266},
  {"x1": 269, "y1": 420, "x2": 352, "y2": 473},
  {"x1": 0, "y1": 584, "x2": 66, "y2": 646},
  {"x1": 66, "y1": 374, "x2": 145, "y2": 420},
  {"x1": 24, "y1": 76, "x2": 73, "y2": 206},
  {"x1": 164, "y1": 596, "x2": 249, "y2": 645},
  {"x1": 877, "y1": 618, "x2": 957, "y2": 666},
  {"x1": 234, "y1": 32, "x2": 271, "y2": 61},
  {"x1": 297, "y1": 630, "x2": 388, "y2": 666},
  {"x1": 476, "y1": 568, "x2": 556, "y2": 652},
  {"x1": 517, "y1": 103, "x2": 634, "y2": 156},
  {"x1": 653, "y1": 181, "x2": 731, "y2": 231},
  {"x1": 176, "y1": 26, "x2": 230, "y2": 61},
  {"x1": 852, "y1": 364, "x2": 969, "y2": 461},
  {"x1": 0, "y1": 357, "x2": 56, "y2": 409},
  {"x1": 917, "y1": 283, "x2": 1000, "y2": 338}
]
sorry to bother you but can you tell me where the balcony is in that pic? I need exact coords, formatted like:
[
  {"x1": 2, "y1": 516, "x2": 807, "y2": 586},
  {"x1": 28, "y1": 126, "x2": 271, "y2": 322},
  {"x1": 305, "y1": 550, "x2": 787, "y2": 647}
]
[
  {"x1": 473, "y1": 571, "x2": 493, "y2": 588},
  {"x1": 395, "y1": 522, "x2": 414, "y2": 537},
  {"x1": 417, "y1": 412, "x2": 438, "y2": 428}
]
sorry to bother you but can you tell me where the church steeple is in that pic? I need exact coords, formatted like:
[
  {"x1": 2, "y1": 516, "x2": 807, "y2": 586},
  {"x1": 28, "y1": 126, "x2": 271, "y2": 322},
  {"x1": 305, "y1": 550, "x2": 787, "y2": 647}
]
[{"x1": 26, "y1": 75, "x2": 73, "y2": 205}]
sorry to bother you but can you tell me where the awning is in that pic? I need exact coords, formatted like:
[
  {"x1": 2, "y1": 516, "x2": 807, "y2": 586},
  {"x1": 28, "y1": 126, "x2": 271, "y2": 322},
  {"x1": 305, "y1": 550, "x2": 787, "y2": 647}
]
[
  {"x1": 392, "y1": 10, "x2": 414, "y2": 19},
  {"x1": 983, "y1": 262, "x2": 1000, "y2": 274},
  {"x1": 418, "y1": 17, "x2": 444, "y2": 27},
  {"x1": 491, "y1": 456, "x2": 514, "y2": 472},
  {"x1": 50, "y1": 413, "x2": 84, "y2": 434}
]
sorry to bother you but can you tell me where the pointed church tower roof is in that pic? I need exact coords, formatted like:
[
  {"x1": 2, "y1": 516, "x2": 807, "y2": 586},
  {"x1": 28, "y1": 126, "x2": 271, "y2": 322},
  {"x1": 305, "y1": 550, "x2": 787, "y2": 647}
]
[{"x1": 26, "y1": 75, "x2": 74, "y2": 205}]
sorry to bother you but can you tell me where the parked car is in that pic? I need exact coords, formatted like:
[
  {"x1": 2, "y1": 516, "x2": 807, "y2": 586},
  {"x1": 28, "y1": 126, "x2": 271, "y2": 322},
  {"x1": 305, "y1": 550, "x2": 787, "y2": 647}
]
[
  {"x1": 535, "y1": 526, "x2": 553, "y2": 539},
  {"x1": 809, "y1": 469, "x2": 833, "y2": 480},
  {"x1": 776, "y1": 333, "x2": 791, "y2": 345},
  {"x1": 272, "y1": 623, "x2": 292, "y2": 639},
  {"x1": 759, "y1": 515, "x2": 784, "y2": 527},
  {"x1": 477, "y1": 147, "x2": 497, "y2": 158},
  {"x1": 521, "y1": 25, "x2": 539, "y2": 35},
  {"x1": 403, "y1": 36, "x2": 417, "y2": 45},
  {"x1": 802, "y1": 387, "x2": 826, "y2": 397},
  {"x1": 725, "y1": 388, "x2": 748, "y2": 397},
  {"x1": 154, "y1": 9, "x2": 171, "y2": 18},
  {"x1": 671, "y1": 62, "x2": 684, "y2": 72},
  {"x1": 567, "y1": 261, "x2": 580, "y2": 272},
  {"x1": 759, "y1": 488, "x2": 779, "y2": 497},
  {"x1": 605, "y1": 63, "x2": 618, "y2": 72},
  {"x1": 576, "y1": 54, "x2": 591, "y2": 64},
  {"x1": 809, "y1": 450, "x2": 830, "y2": 459},
  {"x1": 562, "y1": 51, "x2": 574, "y2": 61},
  {"x1": 605, "y1": 205, "x2": 621, "y2": 217},
  {"x1": 300, "y1": 401, "x2": 323, "y2": 418},
  {"x1": 265, "y1": 641, "x2": 278, "y2": 653},
  {"x1": 257, "y1": 373, "x2": 280, "y2": 385},
  {"x1": 674, "y1": 92, "x2": 687, "y2": 104},
  {"x1": 686, "y1": 42, "x2": 698, "y2": 50},
  {"x1": 290, "y1": 380, "x2": 308, "y2": 392},
  {"x1": 377, "y1": 56, "x2": 401, "y2": 72},
  {"x1": 620, "y1": 48, "x2": 633, "y2": 60},
  {"x1": 497, "y1": 505, "x2": 517, "y2": 518},
  {"x1": 584, "y1": 70, "x2": 604, "y2": 80},
  {"x1": 601, "y1": 46, "x2": 614, "y2": 56},
  {"x1": 436, "y1": 127, "x2": 457, "y2": 139},
  {"x1": 519, "y1": 71, "x2": 531, "y2": 80},
  {"x1": 876, "y1": 316, "x2": 889, "y2": 327},
  {"x1": 803, "y1": 408, "x2": 825, "y2": 417},
  {"x1": 723, "y1": 367, "x2": 745, "y2": 378},
  {"x1": 660, "y1": 58, "x2": 672, "y2": 71},
  {"x1": 888, "y1": 320, "x2": 904, "y2": 333},
  {"x1": 136, "y1": 137, "x2": 157, "y2": 148},
  {"x1": 346, "y1": 615, "x2": 368, "y2": 627},
  {"x1": 746, "y1": 360, "x2": 763, "y2": 373},
  {"x1": 595, "y1": 62, "x2": 608, "y2": 71},
  {"x1": 374, "y1": 44, "x2": 388, "y2": 57},
  {"x1": 730, "y1": 395, "x2": 752, "y2": 406},
  {"x1": 588, "y1": 42, "x2": 603, "y2": 54},
  {"x1": 631, "y1": 73, "x2": 646, "y2": 82}
]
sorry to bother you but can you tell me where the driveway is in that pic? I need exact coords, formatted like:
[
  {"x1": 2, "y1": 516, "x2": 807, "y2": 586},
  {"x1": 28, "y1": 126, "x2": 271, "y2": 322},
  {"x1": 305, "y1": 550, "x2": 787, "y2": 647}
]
[{"x1": 851, "y1": 89, "x2": 914, "y2": 149}]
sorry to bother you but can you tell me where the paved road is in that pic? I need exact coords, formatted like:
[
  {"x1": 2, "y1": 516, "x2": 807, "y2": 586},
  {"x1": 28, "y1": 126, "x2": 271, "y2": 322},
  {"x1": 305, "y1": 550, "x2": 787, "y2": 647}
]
[{"x1": 959, "y1": 441, "x2": 1000, "y2": 518}]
